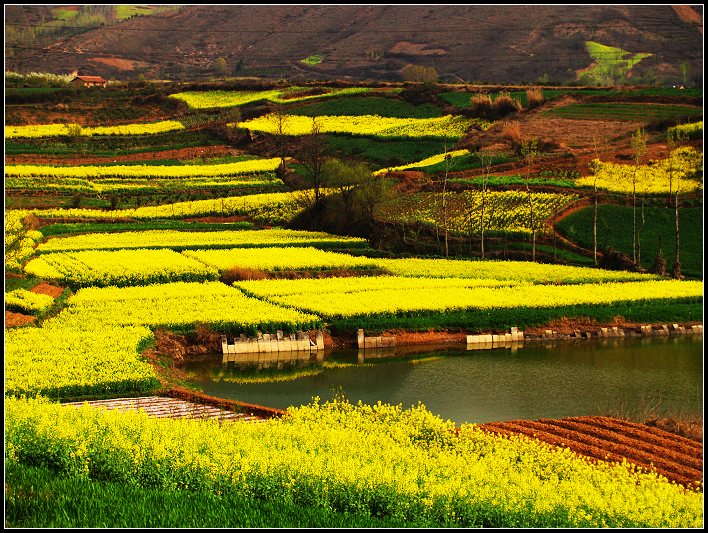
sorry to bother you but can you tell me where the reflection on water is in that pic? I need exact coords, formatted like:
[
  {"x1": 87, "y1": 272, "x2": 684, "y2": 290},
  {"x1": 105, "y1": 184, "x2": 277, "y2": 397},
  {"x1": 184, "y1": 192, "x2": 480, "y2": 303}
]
[{"x1": 184, "y1": 335, "x2": 703, "y2": 425}]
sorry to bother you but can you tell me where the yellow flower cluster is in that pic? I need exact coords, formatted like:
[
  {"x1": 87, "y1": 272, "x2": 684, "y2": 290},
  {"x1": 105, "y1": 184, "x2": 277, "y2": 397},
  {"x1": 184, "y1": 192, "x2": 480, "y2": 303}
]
[
  {"x1": 236, "y1": 277, "x2": 702, "y2": 319},
  {"x1": 576, "y1": 147, "x2": 703, "y2": 194},
  {"x1": 373, "y1": 149, "x2": 470, "y2": 175},
  {"x1": 37, "y1": 228, "x2": 368, "y2": 253},
  {"x1": 4, "y1": 396, "x2": 702, "y2": 527},
  {"x1": 376, "y1": 191, "x2": 578, "y2": 235},
  {"x1": 5, "y1": 324, "x2": 157, "y2": 398},
  {"x1": 238, "y1": 114, "x2": 476, "y2": 139},
  {"x1": 668, "y1": 121, "x2": 702, "y2": 139},
  {"x1": 5, "y1": 288, "x2": 55, "y2": 314},
  {"x1": 236, "y1": 275, "x2": 517, "y2": 300},
  {"x1": 5, "y1": 120, "x2": 185, "y2": 139},
  {"x1": 20, "y1": 190, "x2": 336, "y2": 225},
  {"x1": 375, "y1": 257, "x2": 659, "y2": 283},
  {"x1": 4, "y1": 210, "x2": 43, "y2": 271},
  {"x1": 182, "y1": 246, "x2": 377, "y2": 272},
  {"x1": 56, "y1": 281, "x2": 322, "y2": 333},
  {"x1": 5, "y1": 158, "x2": 282, "y2": 179},
  {"x1": 24, "y1": 249, "x2": 219, "y2": 288},
  {"x1": 168, "y1": 87, "x2": 371, "y2": 109}
]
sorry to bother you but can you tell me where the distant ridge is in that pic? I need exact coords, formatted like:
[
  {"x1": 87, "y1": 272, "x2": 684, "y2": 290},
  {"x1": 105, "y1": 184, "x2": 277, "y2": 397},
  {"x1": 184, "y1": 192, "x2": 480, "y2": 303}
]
[{"x1": 5, "y1": 5, "x2": 703, "y2": 85}]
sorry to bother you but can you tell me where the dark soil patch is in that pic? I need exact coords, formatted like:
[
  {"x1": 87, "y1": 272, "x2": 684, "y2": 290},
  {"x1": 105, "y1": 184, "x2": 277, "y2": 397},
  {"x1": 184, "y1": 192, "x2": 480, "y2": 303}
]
[
  {"x1": 5, "y1": 311, "x2": 36, "y2": 328},
  {"x1": 29, "y1": 282, "x2": 65, "y2": 298}
]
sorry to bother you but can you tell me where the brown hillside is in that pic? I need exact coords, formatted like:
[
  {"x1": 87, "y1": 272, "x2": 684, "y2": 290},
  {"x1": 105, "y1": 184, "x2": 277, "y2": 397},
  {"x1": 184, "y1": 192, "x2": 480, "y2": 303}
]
[{"x1": 5, "y1": 5, "x2": 703, "y2": 84}]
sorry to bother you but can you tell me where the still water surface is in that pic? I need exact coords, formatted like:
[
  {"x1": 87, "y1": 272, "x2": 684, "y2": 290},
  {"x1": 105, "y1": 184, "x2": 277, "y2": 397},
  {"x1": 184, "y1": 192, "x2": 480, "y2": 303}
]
[{"x1": 186, "y1": 335, "x2": 703, "y2": 425}]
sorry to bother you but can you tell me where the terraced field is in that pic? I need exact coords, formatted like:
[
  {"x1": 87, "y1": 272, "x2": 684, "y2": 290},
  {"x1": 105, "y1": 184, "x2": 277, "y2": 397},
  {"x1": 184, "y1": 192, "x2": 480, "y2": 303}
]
[{"x1": 481, "y1": 416, "x2": 702, "y2": 488}]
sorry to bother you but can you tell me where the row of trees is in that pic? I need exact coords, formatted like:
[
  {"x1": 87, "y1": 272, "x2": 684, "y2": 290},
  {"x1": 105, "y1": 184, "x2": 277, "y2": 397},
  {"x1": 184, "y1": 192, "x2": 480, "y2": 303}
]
[{"x1": 589, "y1": 127, "x2": 692, "y2": 278}]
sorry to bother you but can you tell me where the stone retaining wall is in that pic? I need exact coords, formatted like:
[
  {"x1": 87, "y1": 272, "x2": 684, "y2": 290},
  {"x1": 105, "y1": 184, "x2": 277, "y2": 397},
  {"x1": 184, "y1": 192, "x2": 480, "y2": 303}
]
[
  {"x1": 221, "y1": 330, "x2": 324, "y2": 363},
  {"x1": 357, "y1": 329, "x2": 396, "y2": 350},
  {"x1": 466, "y1": 323, "x2": 702, "y2": 349}
]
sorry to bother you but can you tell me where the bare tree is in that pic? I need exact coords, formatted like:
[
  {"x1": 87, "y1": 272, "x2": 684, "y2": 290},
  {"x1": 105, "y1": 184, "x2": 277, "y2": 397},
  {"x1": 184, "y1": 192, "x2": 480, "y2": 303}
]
[
  {"x1": 298, "y1": 117, "x2": 328, "y2": 207},
  {"x1": 478, "y1": 151, "x2": 495, "y2": 259},
  {"x1": 589, "y1": 134, "x2": 608, "y2": 267},
  {"x1": 270, "y1": 106, "x2": 289, "y2": 177},
  {"x1": 667, "y1": 128, "x2": 688, "y2": 278},
  {"x1": 521, "y1": 138, "x2": 539, "y2": 261},
  {"x1": 629, "y1": 128, "x2": 647, "y2": 267},
  {"x1": 441, "y1": 148, "x2": 452, "y2": 258}
]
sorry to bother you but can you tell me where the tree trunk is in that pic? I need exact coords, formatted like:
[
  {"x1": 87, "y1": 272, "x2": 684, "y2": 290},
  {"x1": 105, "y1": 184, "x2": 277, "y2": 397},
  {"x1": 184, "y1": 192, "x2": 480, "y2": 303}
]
[
  {"x1": 480, "y1": 193, "x2": 486, "y2": 259},
  {"x1": 593, "y1": 193, "x2": 598, "y2": 266},
  {"x1": 632, "y1": 177, "x2": 637, "y2": 265},
  {"x1": 638, "y1": 197, "x2": 645, "y2": 267},
  {"x1": 673, "y1": 178, "x2": 682, "y2": 278}
]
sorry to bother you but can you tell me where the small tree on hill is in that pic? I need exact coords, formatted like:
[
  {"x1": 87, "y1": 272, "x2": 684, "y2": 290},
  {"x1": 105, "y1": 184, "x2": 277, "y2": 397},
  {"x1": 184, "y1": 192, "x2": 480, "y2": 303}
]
[
  {"x1": 666, "y1": 128, "x2": 690, "y2": 279},
  {"x1": 521, "y1": 137, "x2": 540, "y2": 262},
  {"x1": 477, "y1": 151, "x2": 495, "y2": 259},
  {"x1": 400, "y1": 64, "x2": 439, "y2": 83},
  {"x1": 298, "y1": 117, "x2": 328, "y2": 208},
  {"x1": 269, "y1": 105, "x2": 289, "y2": 177},
  {"x1": 323, "y1": 158, "x2": 372, "y2": 220},
  {"x1": 589, "y1": 134, "x2": 609, "y2": 267},
  {"x1": 629, "y1": 127, "x2": 648, "y2": 267},
  {"x1": 215, "y1": 57, "x2": 227, "y2": 79}
]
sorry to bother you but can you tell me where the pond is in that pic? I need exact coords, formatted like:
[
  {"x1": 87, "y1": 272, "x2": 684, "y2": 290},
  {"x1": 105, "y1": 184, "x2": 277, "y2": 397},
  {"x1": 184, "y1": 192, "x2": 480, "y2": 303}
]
[{"x1": 184, "y1": 334, "x2": 703, "y2": 425}]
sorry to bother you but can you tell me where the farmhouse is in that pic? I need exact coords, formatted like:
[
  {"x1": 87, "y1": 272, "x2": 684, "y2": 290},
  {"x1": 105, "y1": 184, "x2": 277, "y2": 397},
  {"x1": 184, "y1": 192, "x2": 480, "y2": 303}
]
[{"x1": 70, "y1": 74, "x2": 108, "y2": 88}]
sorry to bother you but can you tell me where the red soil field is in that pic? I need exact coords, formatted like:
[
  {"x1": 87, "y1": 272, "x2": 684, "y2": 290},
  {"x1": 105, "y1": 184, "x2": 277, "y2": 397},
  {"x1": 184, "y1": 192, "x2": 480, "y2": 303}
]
[
  {"x1": 4, "y1": 145, "x2": 236, "y2": 166},
  {"x1": 480, "y1": 416, "x2": 703, "y2": 489}
]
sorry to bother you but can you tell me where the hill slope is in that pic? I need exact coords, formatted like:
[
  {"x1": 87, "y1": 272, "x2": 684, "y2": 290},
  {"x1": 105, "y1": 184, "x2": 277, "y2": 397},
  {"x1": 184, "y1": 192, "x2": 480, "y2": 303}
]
[{"x1": 5, "y1": 5, "x2": 703, "y2": 84}]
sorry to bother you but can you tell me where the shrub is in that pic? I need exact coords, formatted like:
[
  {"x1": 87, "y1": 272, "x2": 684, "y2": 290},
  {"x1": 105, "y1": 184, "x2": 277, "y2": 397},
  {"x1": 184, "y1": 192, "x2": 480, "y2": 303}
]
[
  {"x1": 493, "y1": 92, "x2": 522, "y2": 116},
  {"x1": 525, "y1": 88, "x2": 544, "y2": 109},
  {"x1": 470, "y1": 92, "x2": 521, "y2": 120},
  {"x1": 500, "y1": 121, "x2": 523, "y2": 147},
  {"x1": 220, "y1": 267, "x2": 268, "y2": 284},
  {"x1": 470, "y1": 94, "x2": 494, "y2": 117}
]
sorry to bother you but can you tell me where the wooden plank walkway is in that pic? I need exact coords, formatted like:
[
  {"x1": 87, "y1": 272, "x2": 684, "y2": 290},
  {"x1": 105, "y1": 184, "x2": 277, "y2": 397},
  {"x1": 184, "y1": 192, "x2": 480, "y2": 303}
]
[{"x1": 63, "y1": 396, "x2": 267, "y2": 422}]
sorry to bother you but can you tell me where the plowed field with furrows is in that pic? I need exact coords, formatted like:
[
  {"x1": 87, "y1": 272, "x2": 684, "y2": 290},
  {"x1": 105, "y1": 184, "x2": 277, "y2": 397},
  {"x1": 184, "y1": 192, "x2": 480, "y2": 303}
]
[{"x1": 480, "y1": 416, "x2": 702, "y2": 489}]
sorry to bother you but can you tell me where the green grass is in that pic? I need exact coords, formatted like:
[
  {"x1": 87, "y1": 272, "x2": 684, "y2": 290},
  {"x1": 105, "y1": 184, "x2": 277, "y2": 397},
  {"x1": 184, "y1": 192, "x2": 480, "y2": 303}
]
[
  {"x1": 329, "y1": 299, "x2": 702, "y2": 335},
  {"x1": 323, "y1": 135, "x2": 449, "y2": 166},
  {"x1": 544, "y1": 103, "x2": 702, "y2": 122},
  {"x1": 39, "y1": 220, "x2": 255, "y2": 238},
  {"x1": 5, "y1": 462, "x2": 431, "y2": 528},
  {"x1": 449, "y1": 175, "x2": 577, "y2": 188},
  {"x1": 300, "y1": 54, "x2": 324, "y2": 65},
  {"x1": 5, "y1": 131, "x2": 223, "y2": 156},
  {"x1": 556, "y1": 205, "x2": 703, "y2": 279},
  {"x1": 3, "y1": 275, "x2": 44, "y2": 293},
  {"x1": 580, "y1": 42, "x2": 652, "y2": 86},
  {"x1": 52, "y1": 7, "x2": 78, "y2": 20},
  {"x1": 289, "y1": 96, "x2": 443, "y2": 119},
  {"x1": 440, "y1": 88, "x2": 702, "y2": 109},
  {"x1": 115, "y1": 5, "x2": 156, "y2": 20},
  {"x1": 420, "y1": 152, "x2": 514, "y2": 174},
  {"x1": 503, "y1": 243, "x2": 596, "y2": 266}
]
